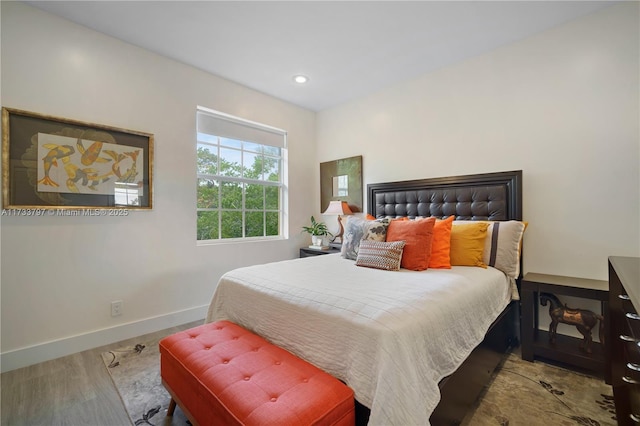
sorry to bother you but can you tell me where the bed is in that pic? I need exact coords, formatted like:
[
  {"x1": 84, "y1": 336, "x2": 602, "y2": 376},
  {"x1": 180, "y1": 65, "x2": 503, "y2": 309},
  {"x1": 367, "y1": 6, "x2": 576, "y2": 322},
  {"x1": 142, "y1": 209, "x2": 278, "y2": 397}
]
[{"x1": 206, "y1": 170, "x2": 523, "y2": 425}]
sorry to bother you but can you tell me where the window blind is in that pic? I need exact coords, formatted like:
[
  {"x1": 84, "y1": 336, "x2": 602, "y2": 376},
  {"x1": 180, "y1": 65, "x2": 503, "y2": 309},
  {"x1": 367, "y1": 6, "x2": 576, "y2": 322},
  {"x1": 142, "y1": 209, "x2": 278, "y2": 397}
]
[{"x1": 197, "y1": 107, "x2": 287, "y2": 149}]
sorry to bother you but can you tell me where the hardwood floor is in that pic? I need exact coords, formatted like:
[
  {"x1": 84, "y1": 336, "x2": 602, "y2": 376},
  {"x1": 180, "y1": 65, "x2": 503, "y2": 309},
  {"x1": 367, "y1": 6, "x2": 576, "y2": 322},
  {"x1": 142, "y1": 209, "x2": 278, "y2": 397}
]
[{"x1": 1, "y1": 320, "x2": 202, "y2": 426}]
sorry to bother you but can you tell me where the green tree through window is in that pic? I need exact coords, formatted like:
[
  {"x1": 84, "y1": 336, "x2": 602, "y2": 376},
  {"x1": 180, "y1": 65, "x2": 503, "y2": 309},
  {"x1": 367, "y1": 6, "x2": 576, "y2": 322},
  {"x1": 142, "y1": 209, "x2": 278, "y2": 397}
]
[{"x1": 197, "y1": 131, "x2": 284, "y2": 241}]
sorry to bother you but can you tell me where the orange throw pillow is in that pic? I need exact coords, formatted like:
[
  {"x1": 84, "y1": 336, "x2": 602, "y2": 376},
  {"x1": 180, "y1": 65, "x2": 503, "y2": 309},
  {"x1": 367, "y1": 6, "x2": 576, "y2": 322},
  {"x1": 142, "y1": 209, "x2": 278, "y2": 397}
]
[
  {"x1": 387, "y1": 217, "x2": 436, "y2": 271},
  {"x1": 429, "y1": 216, "x2": 454, "y2": 269}
]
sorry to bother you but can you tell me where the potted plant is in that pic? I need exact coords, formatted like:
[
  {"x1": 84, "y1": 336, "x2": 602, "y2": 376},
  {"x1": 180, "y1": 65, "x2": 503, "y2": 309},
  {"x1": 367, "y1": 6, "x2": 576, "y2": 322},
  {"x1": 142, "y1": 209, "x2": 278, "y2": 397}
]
[{"x1": 302, "y1": 216, "x2": 333, "y2": 246}]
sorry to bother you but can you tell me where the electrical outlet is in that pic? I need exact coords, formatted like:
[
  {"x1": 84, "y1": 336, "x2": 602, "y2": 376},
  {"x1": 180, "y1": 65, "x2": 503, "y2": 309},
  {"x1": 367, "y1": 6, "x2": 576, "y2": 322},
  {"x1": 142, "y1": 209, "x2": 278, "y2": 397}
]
[{"x1": 111, "y1": 300, "x2": 123, "y2": 317}]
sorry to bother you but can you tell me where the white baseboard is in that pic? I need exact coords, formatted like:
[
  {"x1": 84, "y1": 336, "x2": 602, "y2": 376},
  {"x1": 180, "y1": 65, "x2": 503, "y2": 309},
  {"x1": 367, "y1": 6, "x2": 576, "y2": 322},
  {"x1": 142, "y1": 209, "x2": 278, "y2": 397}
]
[{"x1": 1, "y1": 304, "x2": 209, "y2": 373}]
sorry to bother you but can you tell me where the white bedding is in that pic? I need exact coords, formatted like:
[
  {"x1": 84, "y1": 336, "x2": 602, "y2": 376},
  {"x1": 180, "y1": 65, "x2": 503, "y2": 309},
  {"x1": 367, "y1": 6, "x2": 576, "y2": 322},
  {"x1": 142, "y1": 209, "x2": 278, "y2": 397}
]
[{"x1": 205, "y1": 253, "x2": 512, "y2": 425}]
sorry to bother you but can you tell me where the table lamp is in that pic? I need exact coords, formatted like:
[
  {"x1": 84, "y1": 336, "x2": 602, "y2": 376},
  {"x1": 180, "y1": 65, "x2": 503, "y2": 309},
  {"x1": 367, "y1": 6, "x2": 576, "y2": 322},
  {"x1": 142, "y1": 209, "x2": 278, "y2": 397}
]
[{"x1": 322, "y1": 200, "x2": 353, "y2": 243}]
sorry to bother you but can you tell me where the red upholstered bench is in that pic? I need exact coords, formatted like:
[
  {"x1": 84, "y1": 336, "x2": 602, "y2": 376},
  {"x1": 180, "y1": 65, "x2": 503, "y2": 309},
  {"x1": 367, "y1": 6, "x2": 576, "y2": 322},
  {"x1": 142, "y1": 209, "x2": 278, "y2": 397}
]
[{"x1": 159, "y1": 320, "x2": 355, "y2": 426}]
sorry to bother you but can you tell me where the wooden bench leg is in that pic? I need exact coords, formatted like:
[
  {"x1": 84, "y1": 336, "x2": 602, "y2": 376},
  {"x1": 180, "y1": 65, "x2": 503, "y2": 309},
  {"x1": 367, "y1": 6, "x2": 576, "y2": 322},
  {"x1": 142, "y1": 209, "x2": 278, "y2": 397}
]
[{"x1": 167, "y1": 398, "x2": 177, "y2": 416}]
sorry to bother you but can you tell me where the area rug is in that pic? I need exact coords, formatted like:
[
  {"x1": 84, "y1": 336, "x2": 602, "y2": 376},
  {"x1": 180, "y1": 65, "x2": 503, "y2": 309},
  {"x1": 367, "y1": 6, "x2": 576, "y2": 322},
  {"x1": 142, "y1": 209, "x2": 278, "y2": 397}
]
[
  {"x1": 462, "y1": 353, "x2": 616, "y2": 426},
  {"x1": 103, "y1": 339, "x2": 615, "y2": 426},
  {"x1": 101, "y1": 340, "x2": 190, "y2": 425}
]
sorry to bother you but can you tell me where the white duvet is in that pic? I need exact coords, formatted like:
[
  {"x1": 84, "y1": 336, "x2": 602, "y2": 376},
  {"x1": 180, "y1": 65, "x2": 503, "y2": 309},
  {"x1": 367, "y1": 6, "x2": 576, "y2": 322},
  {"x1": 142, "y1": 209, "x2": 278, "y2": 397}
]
[{"x1": 206, "y1": 254, "x2": 511, "y2": 425}]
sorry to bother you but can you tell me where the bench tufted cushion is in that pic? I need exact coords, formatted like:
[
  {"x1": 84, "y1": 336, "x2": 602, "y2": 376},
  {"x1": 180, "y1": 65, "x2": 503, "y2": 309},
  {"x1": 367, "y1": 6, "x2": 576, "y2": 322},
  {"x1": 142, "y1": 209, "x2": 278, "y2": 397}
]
[{"x1": 159, "y1": 320, "x2": 355, "y2": 426}]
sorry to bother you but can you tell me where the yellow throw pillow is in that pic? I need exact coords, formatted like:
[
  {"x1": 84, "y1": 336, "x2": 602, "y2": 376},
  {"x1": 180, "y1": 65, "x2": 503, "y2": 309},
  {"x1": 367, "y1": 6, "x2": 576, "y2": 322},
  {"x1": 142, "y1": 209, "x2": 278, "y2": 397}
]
[{"x1": 450, "y1": 222, "x2": 489, "y2": 268}]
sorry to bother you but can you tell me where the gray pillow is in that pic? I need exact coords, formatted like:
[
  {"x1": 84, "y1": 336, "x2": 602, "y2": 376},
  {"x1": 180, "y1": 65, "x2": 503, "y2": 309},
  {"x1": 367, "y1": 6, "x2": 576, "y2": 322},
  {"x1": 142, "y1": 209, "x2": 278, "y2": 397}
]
[{"x1": 341, "y1": 216, "x2": 389, "y2": 260}]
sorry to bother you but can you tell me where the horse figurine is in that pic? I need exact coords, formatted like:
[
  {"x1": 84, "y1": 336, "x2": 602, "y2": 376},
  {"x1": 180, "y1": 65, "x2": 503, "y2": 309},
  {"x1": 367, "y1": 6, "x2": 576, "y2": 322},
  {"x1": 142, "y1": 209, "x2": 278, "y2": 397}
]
[{"x1": 539, "y1": 292, "x2": 604, "y2": 354}]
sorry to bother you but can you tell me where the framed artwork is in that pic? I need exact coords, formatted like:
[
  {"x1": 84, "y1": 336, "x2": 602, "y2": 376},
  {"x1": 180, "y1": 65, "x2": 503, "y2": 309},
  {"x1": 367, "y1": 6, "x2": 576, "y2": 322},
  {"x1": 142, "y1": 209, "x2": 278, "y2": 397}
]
[
  {"x1": 2, "y1": 107, "x2": 153, "y2": 210},
  {"x1": 320, "y1": 155, "x2": 362, "y2": 212}
]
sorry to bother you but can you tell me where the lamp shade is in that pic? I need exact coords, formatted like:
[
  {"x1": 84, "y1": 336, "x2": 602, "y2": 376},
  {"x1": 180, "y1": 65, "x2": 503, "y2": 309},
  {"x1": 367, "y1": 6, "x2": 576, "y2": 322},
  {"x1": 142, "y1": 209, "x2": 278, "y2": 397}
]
[{"x1": 323, "y1": 201, "x2": 353, "y2": 215}]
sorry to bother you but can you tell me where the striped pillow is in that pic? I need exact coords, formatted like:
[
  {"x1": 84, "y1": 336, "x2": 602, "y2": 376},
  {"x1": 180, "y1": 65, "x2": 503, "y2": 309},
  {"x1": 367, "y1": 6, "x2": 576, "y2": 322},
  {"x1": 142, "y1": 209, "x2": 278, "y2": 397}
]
[
  {"x1": 355, "y1": 240, "x2": 406, "y2": 271},
  {"x1": 484, "y1": 220, "x2": 526, "y2": 279}
]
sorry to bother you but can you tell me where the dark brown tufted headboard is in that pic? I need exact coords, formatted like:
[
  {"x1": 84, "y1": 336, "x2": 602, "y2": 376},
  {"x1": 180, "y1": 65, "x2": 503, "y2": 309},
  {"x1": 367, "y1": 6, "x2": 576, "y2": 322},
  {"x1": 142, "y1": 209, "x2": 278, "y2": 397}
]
[{"x1": 367, "y1": 170, "x2": 522, "y2": 221}]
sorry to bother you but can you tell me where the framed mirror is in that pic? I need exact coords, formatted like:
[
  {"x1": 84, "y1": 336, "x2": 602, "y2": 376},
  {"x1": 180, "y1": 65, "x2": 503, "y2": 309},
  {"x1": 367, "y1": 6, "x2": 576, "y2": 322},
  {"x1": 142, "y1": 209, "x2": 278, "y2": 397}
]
[{"x1": 320, "y1": 155, "x2": 362, "y2": 212}]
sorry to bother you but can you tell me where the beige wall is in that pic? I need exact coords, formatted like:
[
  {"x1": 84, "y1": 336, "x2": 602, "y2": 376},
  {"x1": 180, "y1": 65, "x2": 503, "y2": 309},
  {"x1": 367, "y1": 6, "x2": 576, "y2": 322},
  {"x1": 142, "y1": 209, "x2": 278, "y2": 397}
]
[
  {"x1": 317, "y1": 2, "x2": 639, "y2": 281},
  {"x1": 0, "y1": 2, "x2": 316, "y2": 371}
]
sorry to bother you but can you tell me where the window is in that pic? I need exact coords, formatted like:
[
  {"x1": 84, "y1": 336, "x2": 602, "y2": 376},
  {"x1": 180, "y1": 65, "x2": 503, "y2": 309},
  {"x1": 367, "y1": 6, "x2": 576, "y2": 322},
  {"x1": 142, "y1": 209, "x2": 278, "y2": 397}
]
[{"x1": 196, "y1": 107, "x2": 287, "y2": 242}]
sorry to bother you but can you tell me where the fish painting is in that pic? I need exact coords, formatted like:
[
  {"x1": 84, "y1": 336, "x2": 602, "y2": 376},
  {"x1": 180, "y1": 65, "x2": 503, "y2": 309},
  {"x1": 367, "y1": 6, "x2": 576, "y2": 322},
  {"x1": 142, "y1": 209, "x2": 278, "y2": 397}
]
[
  {"x1": 37, "y1": 133, "x2": 144, "y2": 196},
  {"x1": 37, "y1": 144, "x2": 75, "y2": 187},
  {"x1": 118, "y1": 151, "x2": 140, "y2": 183},
  {"x1": 76, "y1": 139, "x2": 111, "y2": 166},
  {"x1": 63, "y1": 163, "x2": 114, "y2": 192},
  {"x1": 105, "y1": 149, "x2": 140, "y2": 182}
]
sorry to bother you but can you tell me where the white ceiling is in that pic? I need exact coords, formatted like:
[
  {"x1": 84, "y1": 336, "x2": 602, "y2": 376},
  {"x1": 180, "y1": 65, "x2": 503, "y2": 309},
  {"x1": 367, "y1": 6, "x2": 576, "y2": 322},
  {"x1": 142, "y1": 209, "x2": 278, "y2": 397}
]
[{"x1": 26, "y1": 1, "x2": 615, "y2": 112}]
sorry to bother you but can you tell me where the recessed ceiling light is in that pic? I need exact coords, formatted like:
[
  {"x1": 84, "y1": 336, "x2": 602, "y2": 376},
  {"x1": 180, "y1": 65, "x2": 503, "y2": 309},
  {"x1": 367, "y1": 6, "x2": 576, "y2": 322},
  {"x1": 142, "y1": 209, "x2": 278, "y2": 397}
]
[{"x1": 293, "y1": 75, "x2": 309, "y2": 84}]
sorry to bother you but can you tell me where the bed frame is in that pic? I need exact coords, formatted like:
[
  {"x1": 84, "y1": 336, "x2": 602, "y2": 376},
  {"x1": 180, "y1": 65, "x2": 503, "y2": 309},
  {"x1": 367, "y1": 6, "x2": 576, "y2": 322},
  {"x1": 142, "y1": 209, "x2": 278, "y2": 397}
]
[{"x1": 358, "y1": 169, "x2": 523, "y2": 425}]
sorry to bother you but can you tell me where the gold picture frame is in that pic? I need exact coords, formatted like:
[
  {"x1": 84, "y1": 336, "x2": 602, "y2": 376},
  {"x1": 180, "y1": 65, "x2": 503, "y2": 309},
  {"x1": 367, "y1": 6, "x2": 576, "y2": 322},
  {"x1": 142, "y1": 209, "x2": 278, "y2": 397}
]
[
  {"x1": 2, "y1": 107, "x2": 153, "y2": 210},
  {"x1": 320, "y1": 155, "x2": 363, "y2": 213}
]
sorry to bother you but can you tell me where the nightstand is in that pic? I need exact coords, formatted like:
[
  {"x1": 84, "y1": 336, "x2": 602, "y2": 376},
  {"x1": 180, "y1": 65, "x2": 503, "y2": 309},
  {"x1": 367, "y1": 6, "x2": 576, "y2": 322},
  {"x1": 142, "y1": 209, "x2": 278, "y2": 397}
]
[
  {"x1": 521, "y1": 272, "x2": 610, "y2": 381},
  {"x1": 299, "y1": 247, "x2": 341, "y2": 258}
]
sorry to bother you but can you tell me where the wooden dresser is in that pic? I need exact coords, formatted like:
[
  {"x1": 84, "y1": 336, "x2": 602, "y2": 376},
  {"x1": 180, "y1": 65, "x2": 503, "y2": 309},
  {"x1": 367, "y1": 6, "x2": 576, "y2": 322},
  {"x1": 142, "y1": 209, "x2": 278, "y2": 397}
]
[{"x1": 609, "y1": 256, "x2": 640, "y2": 425}]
